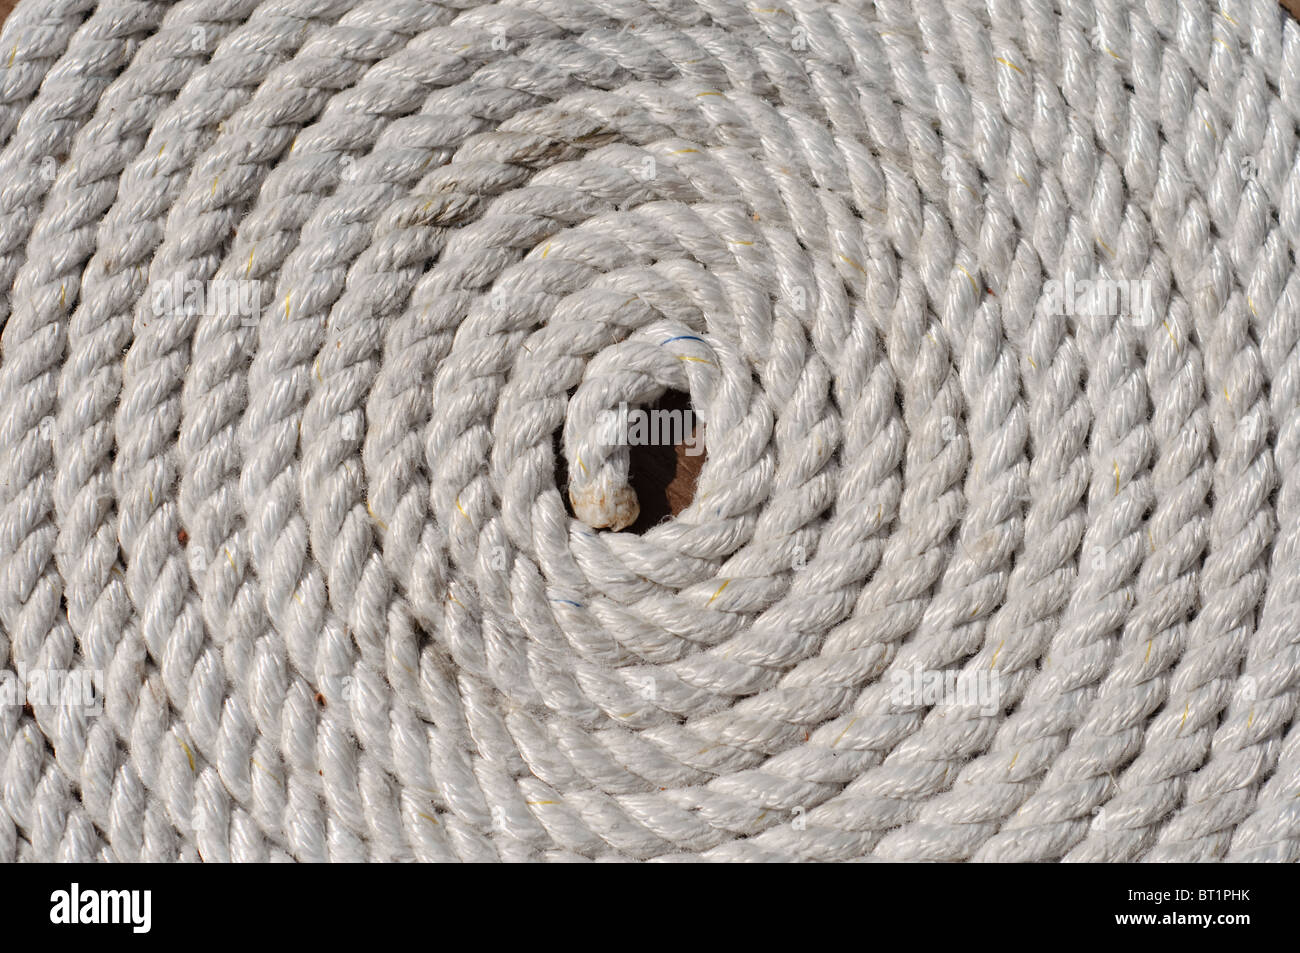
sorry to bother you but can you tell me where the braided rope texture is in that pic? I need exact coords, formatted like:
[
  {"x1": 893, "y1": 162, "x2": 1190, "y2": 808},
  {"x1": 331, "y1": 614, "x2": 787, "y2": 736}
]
[{"x1": 1, "y1": 0, "x2": 1299, "y2": 863}]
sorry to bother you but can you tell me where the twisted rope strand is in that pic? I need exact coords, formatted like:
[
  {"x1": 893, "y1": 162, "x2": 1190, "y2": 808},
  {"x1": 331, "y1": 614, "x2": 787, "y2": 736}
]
[{"x1": 1, "y1": 0, "x2": 1298, "y2": 862}]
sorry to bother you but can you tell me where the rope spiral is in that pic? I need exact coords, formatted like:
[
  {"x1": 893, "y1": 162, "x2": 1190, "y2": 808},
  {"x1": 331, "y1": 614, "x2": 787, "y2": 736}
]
[{"x1": 1, "y1": 0, "x2": 1299, "y2": 862}]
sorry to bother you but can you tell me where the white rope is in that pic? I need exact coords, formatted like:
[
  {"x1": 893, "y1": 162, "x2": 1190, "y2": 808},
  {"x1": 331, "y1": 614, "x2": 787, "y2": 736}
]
[{"x1": 0, "y1": 0, "x2": 1297, "y2": 862}]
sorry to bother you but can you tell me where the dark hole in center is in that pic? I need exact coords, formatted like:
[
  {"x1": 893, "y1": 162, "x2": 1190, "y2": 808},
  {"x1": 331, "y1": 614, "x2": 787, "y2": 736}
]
[
  {"x1": 555, "y1": 390, "x2": 706, "y2": 533},
  {"x1": 624, "y1": 390, "x2": 705, "y2": 532}
]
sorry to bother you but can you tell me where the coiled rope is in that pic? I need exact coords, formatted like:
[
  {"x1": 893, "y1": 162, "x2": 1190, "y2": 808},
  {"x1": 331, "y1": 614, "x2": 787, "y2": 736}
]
[{"x1": 1, "y1": 0, "x2": 1298, "y2": 862}]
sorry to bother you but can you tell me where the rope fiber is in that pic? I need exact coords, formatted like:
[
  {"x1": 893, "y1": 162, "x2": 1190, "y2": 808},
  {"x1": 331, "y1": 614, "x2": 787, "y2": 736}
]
[{"x1": 1, "y1": 0, "x2": 1299, "y2": 862}]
